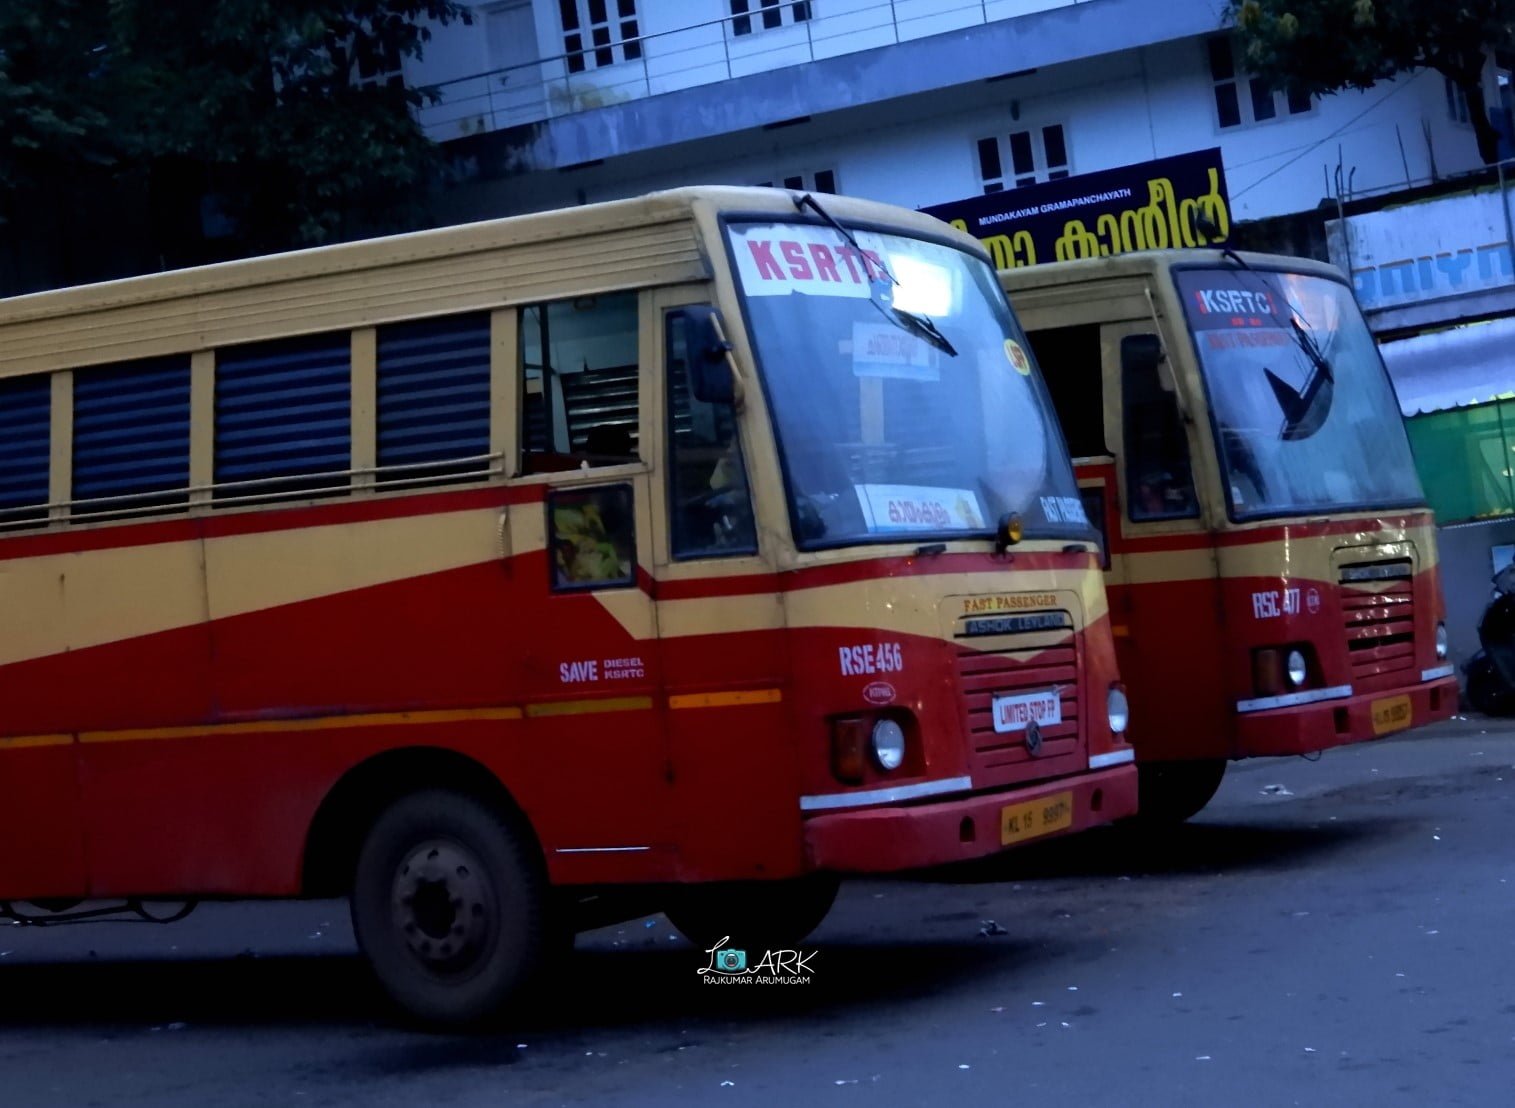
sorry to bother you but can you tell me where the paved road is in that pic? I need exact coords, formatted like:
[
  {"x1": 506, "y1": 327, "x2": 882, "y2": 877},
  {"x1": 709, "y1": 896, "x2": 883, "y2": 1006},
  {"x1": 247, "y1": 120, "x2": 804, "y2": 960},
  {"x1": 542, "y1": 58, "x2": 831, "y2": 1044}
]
[{"x1": 4, "y1": 716, "x2": 1515, "y2": 1106}]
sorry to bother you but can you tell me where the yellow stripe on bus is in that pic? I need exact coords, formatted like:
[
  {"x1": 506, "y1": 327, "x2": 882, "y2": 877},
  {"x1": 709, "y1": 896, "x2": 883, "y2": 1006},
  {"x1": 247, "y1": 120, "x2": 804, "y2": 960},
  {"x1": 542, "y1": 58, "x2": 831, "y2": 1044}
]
[
  {"x1": 5, "y1": 691, "x2": 769, "y2": 752},
  {"x1": 77, "y1": 707, "x2": 526, "y2": 746},
  {"x1": 0, "y1": 734, "x2": 73, "y2": 750},
  {"x1": 668, "y1": 689, "x2": 784, "y2": 710},
  {"x1": 524, "y1": 696, "x2": 655, "y2": 718}
]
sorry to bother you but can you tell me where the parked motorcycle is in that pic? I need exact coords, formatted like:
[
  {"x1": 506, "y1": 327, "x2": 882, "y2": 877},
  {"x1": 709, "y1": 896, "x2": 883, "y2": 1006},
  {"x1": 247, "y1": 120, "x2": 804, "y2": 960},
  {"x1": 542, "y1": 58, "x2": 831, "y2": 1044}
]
[{"x1": 1465, "y1": 563, "x2": 1515, "y2": 717}]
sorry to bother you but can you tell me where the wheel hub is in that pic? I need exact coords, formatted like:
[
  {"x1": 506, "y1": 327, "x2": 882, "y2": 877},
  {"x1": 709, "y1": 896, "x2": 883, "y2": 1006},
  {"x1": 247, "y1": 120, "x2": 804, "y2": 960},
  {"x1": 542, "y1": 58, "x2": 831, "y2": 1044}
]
[{"x1": 391, "y1": 839, "x2": 491, "y2": 971}]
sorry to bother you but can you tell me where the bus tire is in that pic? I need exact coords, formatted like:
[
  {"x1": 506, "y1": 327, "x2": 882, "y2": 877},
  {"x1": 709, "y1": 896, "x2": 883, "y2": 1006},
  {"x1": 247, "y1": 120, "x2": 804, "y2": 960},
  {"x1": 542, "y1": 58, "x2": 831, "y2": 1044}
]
[
  {"x1": 351, "y1": 789, "x2": 544, "y2": 1027},
  {"x1": 664, "y1": 874, "x2": 840, "y2": 952},
  {"x1": 1135, "y1": 759, "x2": 1227, "y2": 825}
]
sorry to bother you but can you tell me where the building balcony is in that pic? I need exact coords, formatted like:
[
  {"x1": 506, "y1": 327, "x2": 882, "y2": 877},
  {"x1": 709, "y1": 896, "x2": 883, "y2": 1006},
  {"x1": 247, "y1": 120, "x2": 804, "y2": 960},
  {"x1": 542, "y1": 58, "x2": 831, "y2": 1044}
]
[{"x1": 419, "y1": 0, "x2": 1217, "y2": 169}]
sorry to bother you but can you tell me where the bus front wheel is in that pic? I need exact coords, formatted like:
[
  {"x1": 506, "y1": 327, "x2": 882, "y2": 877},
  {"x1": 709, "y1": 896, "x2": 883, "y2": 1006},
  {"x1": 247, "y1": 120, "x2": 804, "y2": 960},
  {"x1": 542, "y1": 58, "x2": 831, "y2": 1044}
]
[
  {"x1": 664, "y1": 875, "x2": 840, "y2": 952},
  {"x1": 351, "y1": 789, "x2": 544, "y2": 1026},
  {"x1": 1135, "y1": 759, "x2": 1227, "y2": 825}
]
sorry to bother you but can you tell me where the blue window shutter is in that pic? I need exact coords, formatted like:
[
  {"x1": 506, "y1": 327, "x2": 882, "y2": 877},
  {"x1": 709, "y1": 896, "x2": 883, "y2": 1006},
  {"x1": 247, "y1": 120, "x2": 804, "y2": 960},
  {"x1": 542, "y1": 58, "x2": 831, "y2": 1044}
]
[
  {"x1": 73, "y1": 355, "x2": 191, "y2": 514},
  {"x1": 376, "y1": 313, "x2": 491, "y2": 480},
  {"x1": 215, "y1": 333, "x2": 351, "y2": 499},
  {"x1": 0, "y1": 375, "x2": 51, "y2": 525}
]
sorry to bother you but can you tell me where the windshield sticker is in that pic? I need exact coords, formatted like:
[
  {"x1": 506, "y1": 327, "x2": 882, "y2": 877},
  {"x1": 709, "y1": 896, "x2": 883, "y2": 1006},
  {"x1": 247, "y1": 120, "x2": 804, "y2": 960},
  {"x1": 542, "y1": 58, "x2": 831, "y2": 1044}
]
[
  {"x1": 851, "y1": 321, "x2": 940, "y2": 380},
  {"x1": 1039, "y1": 496, "x2": 1089, "y2": 525},
  {"x1": 1191, "y1": 287, "x2": 1278, "y2": 320},
  {"x1": 730, "y1": 225, "x2": 888, "y2": 299},
  {"x1": 1203, "y1": 330, "x2": 1290, "y2": 351},
  {"x1": 855, "y1": 484, "x2": 986, "y2": 533},
  {"x1": 1004, "y1": 338, "x2": 1032, "y2": 375}
]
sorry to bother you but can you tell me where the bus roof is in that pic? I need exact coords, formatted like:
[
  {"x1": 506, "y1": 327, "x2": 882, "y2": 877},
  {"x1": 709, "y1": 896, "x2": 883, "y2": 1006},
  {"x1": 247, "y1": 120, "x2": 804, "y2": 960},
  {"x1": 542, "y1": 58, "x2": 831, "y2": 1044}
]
[
  {"x1": 1, "y1": 187, "x2": 973, "y2": 323},
  {"x1": 0, "y1": 186, "x2": 979, "y2": 377},
  {"x1": 998, "y1": 249, "x2": 1348, "y2": 289}
]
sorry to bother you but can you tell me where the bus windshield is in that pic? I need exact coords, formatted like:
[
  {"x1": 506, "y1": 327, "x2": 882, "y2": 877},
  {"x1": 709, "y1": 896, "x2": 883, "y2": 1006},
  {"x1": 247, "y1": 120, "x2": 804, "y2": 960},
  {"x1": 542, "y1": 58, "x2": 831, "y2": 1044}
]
[
  {"x1": 1175, "y1": 267, "x2": 1425, "y2": 521},
  {"x1": 726, "y1": 220, "x2": 1092, "y2": 548}
]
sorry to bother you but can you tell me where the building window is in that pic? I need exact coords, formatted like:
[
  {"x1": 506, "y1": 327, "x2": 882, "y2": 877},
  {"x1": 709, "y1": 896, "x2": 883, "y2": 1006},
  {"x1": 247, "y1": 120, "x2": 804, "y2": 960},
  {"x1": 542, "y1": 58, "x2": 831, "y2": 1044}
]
[
  {"x1": 1446, "y1": 76, "x2": 1472, "y2": 124},
  {"x1": 355, "y1": 39, "x2": 404, "y2": 92},
  {"x1": 1208, "y1": 36, "x2": 1311, "y2": 128},
  {"x1": 730, "y1": 0, "x2": 812, "y2": 36},
  {"x1": 561, "y1": 0, "x2": 641, "y2": 74},
  {"x1": 976, "y1": 125, "x2": 1069, "y2": 194},
  {"x1": 756, "y1": 168, "x2": 837, "y2": 193}
]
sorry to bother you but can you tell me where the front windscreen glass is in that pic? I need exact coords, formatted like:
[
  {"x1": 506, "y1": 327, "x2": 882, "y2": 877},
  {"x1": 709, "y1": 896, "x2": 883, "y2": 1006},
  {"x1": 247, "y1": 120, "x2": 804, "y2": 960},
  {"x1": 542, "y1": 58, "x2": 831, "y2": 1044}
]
[
  {"x1": 725, "y1": 220, "x2": 1092, "y2": 548},
  {"x1": 1175, "y1": 268, "x2": 1425, "y2": 520}
]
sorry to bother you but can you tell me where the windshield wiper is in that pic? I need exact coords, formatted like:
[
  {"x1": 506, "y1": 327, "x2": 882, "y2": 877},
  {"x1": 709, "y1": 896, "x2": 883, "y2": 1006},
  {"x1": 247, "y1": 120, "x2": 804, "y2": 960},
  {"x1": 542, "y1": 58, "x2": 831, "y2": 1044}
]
[
  {"x1": 889, "y1": 305, "x2": 958, "y2": 357},
  {"x1": 1215, "y1": 250, "x2": 1333, "y2": 439},
  {"x1": 794, "y1": 192, "x2": 958, "y2": 358}
]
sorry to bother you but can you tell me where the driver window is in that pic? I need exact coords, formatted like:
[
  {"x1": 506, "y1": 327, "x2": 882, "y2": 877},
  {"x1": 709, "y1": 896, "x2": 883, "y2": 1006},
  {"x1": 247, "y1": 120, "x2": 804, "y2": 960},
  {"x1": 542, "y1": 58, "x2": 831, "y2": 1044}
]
[
  {"x1": 520, "y1": 292, "x2": 639, "y2": 474},
  {"x1": 1121, "y1": 333, "x2": 1199, "y2": 522},
  {"x1": 666, "y1": 308, "x2": 757, "y2": 559}
]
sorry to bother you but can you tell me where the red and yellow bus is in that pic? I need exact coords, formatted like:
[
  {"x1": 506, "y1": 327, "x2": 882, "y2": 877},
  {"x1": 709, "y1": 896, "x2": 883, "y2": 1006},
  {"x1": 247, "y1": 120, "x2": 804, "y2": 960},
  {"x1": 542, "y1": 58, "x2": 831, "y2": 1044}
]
[
  {"x1": 1002, "y1": 250, "x2": 1456, "y2": 821},
  {"x1": 0, "y1": 187, "x2": 1135, "y2": 1023}
]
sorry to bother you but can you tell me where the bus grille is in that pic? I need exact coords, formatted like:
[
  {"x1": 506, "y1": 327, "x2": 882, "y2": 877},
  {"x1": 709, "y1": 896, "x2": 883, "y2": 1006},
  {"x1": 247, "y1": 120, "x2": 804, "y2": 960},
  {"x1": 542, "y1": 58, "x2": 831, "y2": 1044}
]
[
  {"x1": 1339, "y1": 559, "x2": 1416, "y2": 690},
  {"x1": 955, "y1": 624, "x2": 1080, "y2": 772}
]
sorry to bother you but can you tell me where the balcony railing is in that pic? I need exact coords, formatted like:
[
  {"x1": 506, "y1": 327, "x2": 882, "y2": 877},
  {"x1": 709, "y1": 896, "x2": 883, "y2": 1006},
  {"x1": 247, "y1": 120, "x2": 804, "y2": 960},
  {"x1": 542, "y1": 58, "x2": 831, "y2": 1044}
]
[{"x1": 420, "y1": 0, "x2": 1084, "y2": 141}]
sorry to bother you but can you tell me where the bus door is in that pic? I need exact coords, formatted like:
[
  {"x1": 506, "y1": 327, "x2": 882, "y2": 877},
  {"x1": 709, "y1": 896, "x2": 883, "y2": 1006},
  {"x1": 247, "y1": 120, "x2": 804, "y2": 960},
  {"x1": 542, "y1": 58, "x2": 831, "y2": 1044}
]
[
  {"x1": 509, "y1": 288, "x2": 669, "y2": 878},
  {"x1": 648, "y1": 287, "x2": 792, "y2": 881},
  {"x1": 1100, "y1": 316, "x2": 1228, "y2": 760}
]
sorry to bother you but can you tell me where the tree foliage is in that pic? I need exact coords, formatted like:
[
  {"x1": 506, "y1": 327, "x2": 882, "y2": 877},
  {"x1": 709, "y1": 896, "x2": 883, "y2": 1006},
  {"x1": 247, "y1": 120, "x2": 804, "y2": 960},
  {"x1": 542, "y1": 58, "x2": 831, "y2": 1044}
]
[
  {"x1": 1228, "y1": 0, "x2": 1515, "y2": 163},
  {"x1": 0, "y1": 0, "x2": 470, "y2": 278}
]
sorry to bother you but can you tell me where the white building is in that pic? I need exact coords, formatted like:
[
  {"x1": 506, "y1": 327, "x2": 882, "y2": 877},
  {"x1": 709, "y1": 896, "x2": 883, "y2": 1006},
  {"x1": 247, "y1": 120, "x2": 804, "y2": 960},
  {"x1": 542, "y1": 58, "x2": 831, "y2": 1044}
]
[{"x1": 397, "y1": 0, "x2": 1490, "y2": 224}]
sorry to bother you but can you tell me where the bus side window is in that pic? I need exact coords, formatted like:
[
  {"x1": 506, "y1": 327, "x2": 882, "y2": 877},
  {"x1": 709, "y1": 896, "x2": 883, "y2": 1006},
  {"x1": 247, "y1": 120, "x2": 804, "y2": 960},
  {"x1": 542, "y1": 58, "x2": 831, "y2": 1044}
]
[
  {"x1": 519, "y1": 292, "x2": 640, "y2": 473},
  {"x1": 1025, "y1": 323, "x2": 1107, "y2": 457},
  {"x1": 666, "y1": 308, "x2": 757, "y2": 559},
  {"x1": 548, "y1": 484, "x2": 637, "y2": 590},
  {"x1": 1120, "y1": 333, "x2": 1199, "y2": 522}
]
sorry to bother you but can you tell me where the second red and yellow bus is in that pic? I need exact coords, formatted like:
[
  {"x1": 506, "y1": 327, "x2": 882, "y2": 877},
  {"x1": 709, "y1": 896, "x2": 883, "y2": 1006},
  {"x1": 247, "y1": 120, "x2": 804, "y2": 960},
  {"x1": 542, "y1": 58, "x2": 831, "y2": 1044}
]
[{"x1": 1003, "y1": 251, "x2": 1455, "y2": 820}]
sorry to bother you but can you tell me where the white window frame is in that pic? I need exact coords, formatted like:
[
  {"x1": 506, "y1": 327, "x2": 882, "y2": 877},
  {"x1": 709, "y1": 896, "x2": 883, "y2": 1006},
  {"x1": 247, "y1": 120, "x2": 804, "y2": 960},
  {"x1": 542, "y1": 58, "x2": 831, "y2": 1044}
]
[
  {"x1": 728, "y1": 0, "x2": 813, "y2": 37},
  {"x1": 1208, "y1": 36, "x2": 1313, "y2": 130},
  {"x1": 975, "y1": 124, "x2": 1070, "y2": 194},
  {"x1": 755, "y1": 167, "x2": 838, "y2": 194},
  {"x1": 1446, "y1": 76, "x2": 1472, "y2": 125},
  {"x1": 354, "y1": 38, "x2": 405, "y2": 92},
  {"x1": 560, "y1": 0, "x2": 642, "y2": 74}
]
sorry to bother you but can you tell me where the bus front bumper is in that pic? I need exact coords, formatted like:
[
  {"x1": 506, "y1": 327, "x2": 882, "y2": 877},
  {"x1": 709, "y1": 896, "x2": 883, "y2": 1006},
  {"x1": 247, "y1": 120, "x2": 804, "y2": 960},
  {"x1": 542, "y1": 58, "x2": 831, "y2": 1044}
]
[
  {"x1": 1231, "y1": 673, "x2": 1458, "y2": 759},
  {"x1": 803, "y1": 765, "x2": 1138, "y2": 873}
]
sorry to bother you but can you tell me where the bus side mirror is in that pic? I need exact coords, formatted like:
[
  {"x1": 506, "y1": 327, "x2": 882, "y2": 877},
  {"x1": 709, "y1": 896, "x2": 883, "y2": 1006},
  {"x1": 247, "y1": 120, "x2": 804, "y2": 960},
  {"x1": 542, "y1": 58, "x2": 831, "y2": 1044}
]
[{"x1": 679, "y1": 307, "x2": 737, "y2": 406}]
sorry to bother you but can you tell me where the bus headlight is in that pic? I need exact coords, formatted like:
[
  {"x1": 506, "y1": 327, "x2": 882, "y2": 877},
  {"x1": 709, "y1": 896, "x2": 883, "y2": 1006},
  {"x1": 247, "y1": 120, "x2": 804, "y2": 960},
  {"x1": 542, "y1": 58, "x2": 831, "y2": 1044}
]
[
  {"x1": 871, "y1": 719, "x2": 906, "y2": 771},
  {"x1": 1285, "y1": 649, "x2": 1308, "y2": 688},
  {"x1": 1106, "y1": 686, "x2": 1130, "y2": 734},
  {"x1": 1436, "y1": 622, "x2": 1448, "y2": 660}
]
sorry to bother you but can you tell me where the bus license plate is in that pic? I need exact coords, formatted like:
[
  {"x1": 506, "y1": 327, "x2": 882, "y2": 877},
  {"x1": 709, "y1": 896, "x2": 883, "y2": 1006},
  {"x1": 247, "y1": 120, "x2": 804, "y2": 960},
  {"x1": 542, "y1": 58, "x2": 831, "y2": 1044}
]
[
  {"x1": 1371, "y1": 694, "x2": 1412, "y2": 735},
  {"x1": 1000, "y1": 791, "x2": 1074, "y2": 846}
]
